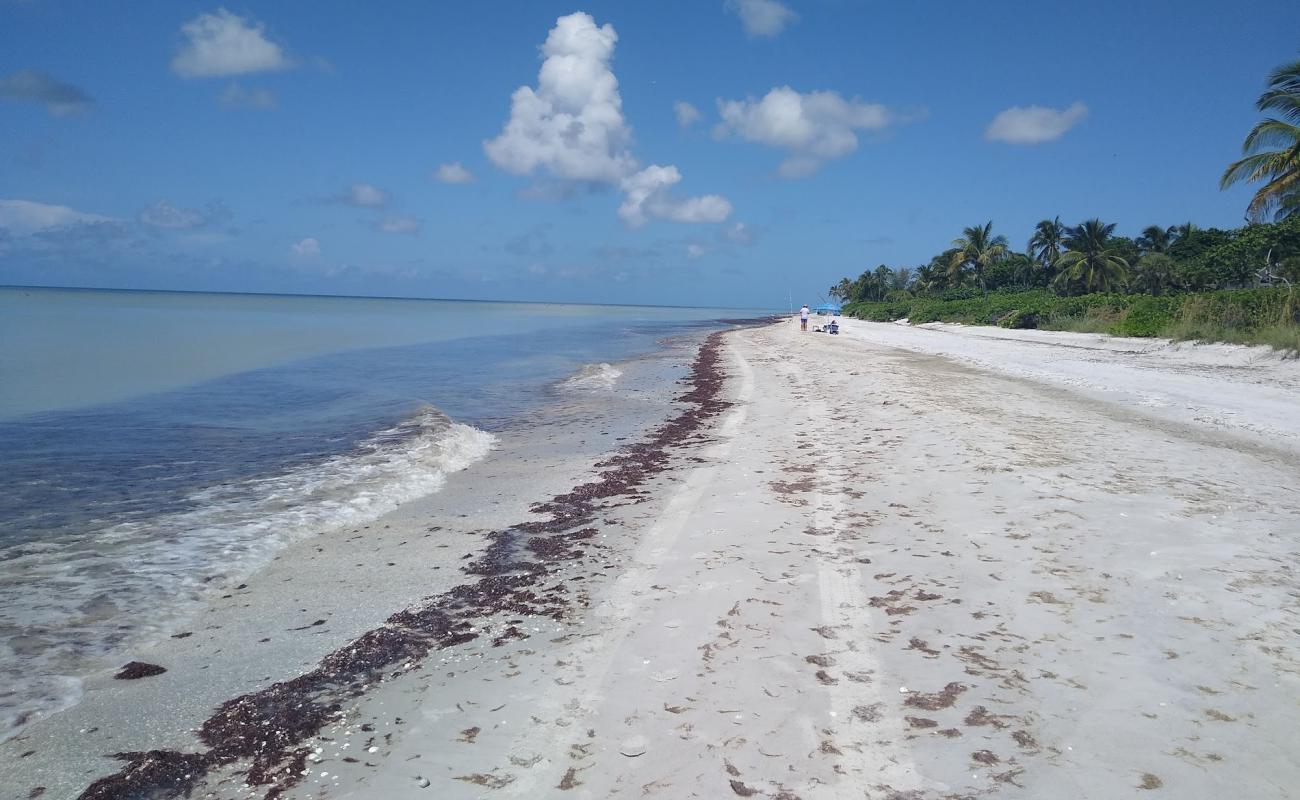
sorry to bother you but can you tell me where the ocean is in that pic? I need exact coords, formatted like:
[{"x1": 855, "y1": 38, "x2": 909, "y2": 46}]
[{"x1": 0, "y1": 286, "x2": 765, "y2": 741}]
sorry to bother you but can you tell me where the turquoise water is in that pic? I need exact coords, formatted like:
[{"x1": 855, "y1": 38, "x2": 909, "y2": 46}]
[
  {"x1": 0, "y1": 287, "x2": 753, "y2": 418},
  {"x1": 0, "y1": 286, "x2": 767, "y2": 740}
]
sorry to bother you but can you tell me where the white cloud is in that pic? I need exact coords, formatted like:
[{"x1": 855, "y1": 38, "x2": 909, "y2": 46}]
[
  {"x1": 0, "y1": 199, "x2": 113, "y2": 234},
  {"x1": 0, "y1": 69, "x2": 93, "y2": 116},
  {"x1": 375, "y1": 215, "x2": 421, "y2": 235},
  {"x1": 725, "y1": 0, "x2": 797, "y2": 38},
  {"x1": 137, "y1": 200, "x2": 206, "y2": 229},
  {"x1": 618, "y1": 165, "x2": 732, "y2": 227},
  {"x1": 485, "y1": 12, "x2": 730, "y2": 226},
  {"x1": 674, "y1": 100, "x2": 701, "y2": 128},
  {"x1": 219, "y1": 82, "x2": 276, "y2": 110},
  {"x1": 342, "y1": 183, "x2": 389, "y2": 208},
  {"x1": 715, "y1": 86, "x2": 895, "y2": 177},
  {"x1": 484, "y1": 13, "x2": 633, "y2": 183},
  {"x1": 433, "y1": 162, "x2": 475, "y2": 184},
  {"x1": 686, "y1": 243, "x2": 707, "y2": 259},
  {"x1": 291, "y1": 237, "x2": 320, "y2": 258},
  {"x1": 985, "y1": 102, "x2": 1087, "y2": 145},
  {"x1": 171, "y1": 9, "x2": 291, "y2": 78}
]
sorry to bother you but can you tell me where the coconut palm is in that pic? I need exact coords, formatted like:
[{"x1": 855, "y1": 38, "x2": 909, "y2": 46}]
[
  {"x1": 1132, "y1": 253, "x2": 1179, "y2": 296},
  {"x1": 1136, "y1": 225, "x2": 1172, "y2": 254},
  {"x1": 1052, "y1": 219, "x2": 1130, "y2": 294},
  {"x1": 1168, "y1": 222, "x2": 1198, "y2": 244},
  {"x1": 950, "y1": 221, "x2": 1008, "y2": 295},
  {"x1": 1221, "y1": 58, "x2": 1300, "y2": 221},
  {"x1": 913, "y1": 263, "x2": 943, "y2": 294},
  {"x1": 1027, "y1": 217, "x2": 1066, "y2": 269}
]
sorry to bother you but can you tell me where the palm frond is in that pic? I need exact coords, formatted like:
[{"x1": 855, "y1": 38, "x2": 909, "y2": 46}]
[{"x1": 1239, "y1": 119, "x2": 1300, "y2": 154}]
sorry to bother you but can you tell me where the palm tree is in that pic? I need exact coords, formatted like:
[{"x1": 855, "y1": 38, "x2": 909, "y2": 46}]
[
  {"x1": 1006, "y1": 252, "x2": 1037, "y2": 288},
  {"x1": 1221, "y1": 57, "x2": 1300, "y2": 221},
  {"x1": 893, "y1": 266, "x2": 913, "y2": 292},
  {"x1": 1052, "y1": 219, "x2": 1130, "y2": 294},
  {"x1": 1132, "y1": 253, "x2": 1179, "y2": 296},
  {"x1": 1168, "y1": 222, "x2": 1197, "y2": 244},
  {"x1": 950, "y1": 221, "x2": 1008, "y2": 295},
  {"x1": 913, "y1": 263, "x2": 943, "y2": 294},
  {"x1": 1136, "y1": 225, "x2": 1172, "y2": 253},
  {"x1": 1028, "y1": 217, "x2": 1066, "y2": 270}
]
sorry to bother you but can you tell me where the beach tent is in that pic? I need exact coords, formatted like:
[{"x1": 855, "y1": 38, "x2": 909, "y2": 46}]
[{"x1": 813, "y1": 302, "x2": 842, "y2": 316}]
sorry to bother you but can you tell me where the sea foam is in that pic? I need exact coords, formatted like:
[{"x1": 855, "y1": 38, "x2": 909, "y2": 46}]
[
  {"x1": 561, "y1": 362, "x2": 623, "y2": 390},
  {"x1": 0, "y1": 407, "x2": 494, "y2": 742}
]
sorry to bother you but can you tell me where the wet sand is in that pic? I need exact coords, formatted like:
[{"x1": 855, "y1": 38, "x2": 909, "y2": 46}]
[{"x1": 7, "y1": 319, "x2": 1299, "y2": 799}]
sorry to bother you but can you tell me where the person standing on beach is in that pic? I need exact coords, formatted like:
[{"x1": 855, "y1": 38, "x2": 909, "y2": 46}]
[{"x1": 799, "y1": 304, "x2": 810, "y2": 331}]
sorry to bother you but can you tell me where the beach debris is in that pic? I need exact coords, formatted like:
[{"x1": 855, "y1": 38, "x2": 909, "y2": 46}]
[
  {"x1": 456, "y1": 726, "x2": 480, "y2": 743},
  {"x1": 454, "y1": 773, "x2": 515, "y2": 788},
  {"x1": 1139, "y1": 773, "x2": 1163, "y2": 790},
  {"x1": 619, "y1": 735, "x2": 648, "y2": 757},
  {"x1": 904, "y1": 682, "x2": 967, "y2": 711},
  {"x1": 114, "y1": 662, "x2": 167, "y2": 680},
  {"x1": 729, "y1": 780, "x2": 759, "y2": 796},
  {"x1": 416, "y1": 776, "x2": 430, "y2": 788},
  {"x1": 558, "y1": 767, "x2": 581, "y2": 789},
  {"x1": 851, "y1": 704, "x2": 883, "y2": 723},
  {"x1": 72, "y1": 333, "x2": 739, "y2": 800}
]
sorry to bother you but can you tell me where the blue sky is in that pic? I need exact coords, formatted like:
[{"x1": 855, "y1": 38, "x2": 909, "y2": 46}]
[{"x1": 1, "y1": 1, "x2": 1297, "y2": 308}]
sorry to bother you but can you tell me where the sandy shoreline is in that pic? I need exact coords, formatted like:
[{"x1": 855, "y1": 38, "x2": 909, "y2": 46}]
[{"x1": 5, "y1": 318, "x2": 1299, "y2": 799}]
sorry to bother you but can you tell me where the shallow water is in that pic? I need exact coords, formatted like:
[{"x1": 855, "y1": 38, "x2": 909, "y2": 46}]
[{"x1": 0, "y1": 286, "x2": 765, "y2": 740}]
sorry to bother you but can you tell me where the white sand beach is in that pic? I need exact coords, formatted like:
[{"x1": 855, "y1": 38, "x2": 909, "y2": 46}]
[
  {"x1": 272, "y1": 319, "x2": 1300, "y2": 799},
  {"x1": 7, "y1": 318, "x2": 1299, "y2": 799}
]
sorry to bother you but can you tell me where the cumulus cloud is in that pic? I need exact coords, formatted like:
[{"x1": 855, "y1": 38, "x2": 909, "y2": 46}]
[
  {"x1": 0, "y1": 198, "x2": 113, "y2": 234},
  {"x1": 291, "y1": 237, "x2": 320, "y2": 258},
  {"x1": 618, "y1": 165, "x2": 732, "y2": 226},
  {"x1": 375, "y1": 215, "x2": 421, "y2": 235},
  {"x1": 433, "y1": 162, "x2": 474, "y2": 184},
  {"x1": 725, "y1": 0, "x2": 798, "y2": 38},
  {"x1": 171, "y1": 9, "x2": 291, "y2": 78},
  {"x1": 340, "y1": 183, "x2": 389, "y2": 208},
  {"x1": 715, "y1": 86, "x2": 895, "y2": 177},
  {"x1": 0, "y1": 69, "x2": 93, "y2": 116},
  {"x1": 674, "y1": 100, "x2": 701, "y2": 128},
  {"x1": 219, "y1": 82, "x2": 276, "y2": 110},
  {"x1": 485, "y1": 12, "x2": 731, "y2": 227},
  {"x1": 985, "y1": 102, "x2": 1087, "y2": 145}
]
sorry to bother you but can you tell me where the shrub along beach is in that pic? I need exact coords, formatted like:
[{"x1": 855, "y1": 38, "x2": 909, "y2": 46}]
[{"x1": 832, "y1": 57, "x2": 1300, "y2": 354}]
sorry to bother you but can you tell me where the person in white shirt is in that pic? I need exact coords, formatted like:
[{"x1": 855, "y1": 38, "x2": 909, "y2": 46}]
[{"x1": 799, "y1": 304, "x2": 810, "y2": 331}]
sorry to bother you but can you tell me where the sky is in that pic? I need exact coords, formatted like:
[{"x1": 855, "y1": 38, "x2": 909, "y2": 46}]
[{"x1": 1, "y1": 1, "x2": 1297, "y2": 308}]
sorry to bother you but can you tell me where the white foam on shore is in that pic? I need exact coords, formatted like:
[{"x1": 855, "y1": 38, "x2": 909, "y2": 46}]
[
  {"x1": 560, "y1": 362, "x2": 623, "y2": 390},
  {"x1": 0, "y1": 407, "x2": 494, "y2": 742}
]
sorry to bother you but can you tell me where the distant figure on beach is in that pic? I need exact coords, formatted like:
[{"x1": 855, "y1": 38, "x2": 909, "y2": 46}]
[{"x1": 799, "y1": 304, "x2": 810, "y2": 331}]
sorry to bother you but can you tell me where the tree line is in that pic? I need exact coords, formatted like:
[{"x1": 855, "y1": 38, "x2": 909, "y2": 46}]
[{"x1": 831, "y1": 56, "x2": 1300, "y2": 305}]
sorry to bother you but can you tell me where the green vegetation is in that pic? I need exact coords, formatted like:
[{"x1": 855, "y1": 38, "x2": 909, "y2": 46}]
[
  {"x1": 842, "y1": 287, "x2": 1300, "y2": 354},
  {"x1": 830, "y1": 56, "x2": 1300, "y2": 355},
  {"x1": 1220, "y1": 57, "x2": 1300, "y2": 222}
]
